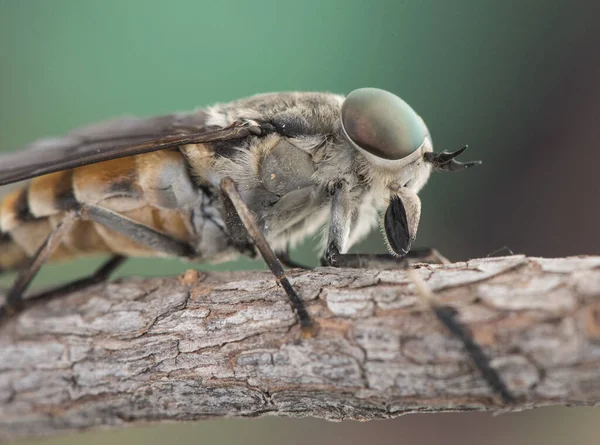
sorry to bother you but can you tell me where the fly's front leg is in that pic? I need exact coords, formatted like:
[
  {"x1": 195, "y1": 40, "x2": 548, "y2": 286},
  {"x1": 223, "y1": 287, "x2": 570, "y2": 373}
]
[
  {"x1": 220, "y1": 177, "x2": 314, "y2": 337},
  {"x1": 321, "y1": 184, "x2": 443, "y2": 268},
  {"x1": 320, "y1": 249, "x2": 448, "y2": 269},
  {"x1": 321, "y1": 181, "x2": 355, "y2": 267}
]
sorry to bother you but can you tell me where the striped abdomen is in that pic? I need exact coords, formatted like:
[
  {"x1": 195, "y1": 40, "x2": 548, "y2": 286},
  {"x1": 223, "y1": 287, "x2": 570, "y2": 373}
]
[{"x1": 0, "y1": 149, "x2": 201, "y2": 272}]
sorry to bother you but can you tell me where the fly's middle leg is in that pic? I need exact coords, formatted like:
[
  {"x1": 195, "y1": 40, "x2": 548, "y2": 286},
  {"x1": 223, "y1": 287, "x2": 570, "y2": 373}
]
[{"x1": 220, "y1": 176, "x2": 315, "y2": 337}]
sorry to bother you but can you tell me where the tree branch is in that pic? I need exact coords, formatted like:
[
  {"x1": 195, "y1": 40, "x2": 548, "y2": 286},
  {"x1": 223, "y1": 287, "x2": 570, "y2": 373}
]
[{"x1": 0, "y1": 255, "x2": 599, "y2": 440}]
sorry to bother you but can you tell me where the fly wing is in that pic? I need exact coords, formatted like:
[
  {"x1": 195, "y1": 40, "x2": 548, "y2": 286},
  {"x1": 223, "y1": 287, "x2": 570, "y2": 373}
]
[{"x1": 0, "y1": 111, "x2": 258, "y2": 186}]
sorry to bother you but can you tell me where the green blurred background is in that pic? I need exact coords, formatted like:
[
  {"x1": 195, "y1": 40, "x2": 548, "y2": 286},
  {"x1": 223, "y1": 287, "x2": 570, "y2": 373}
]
[{"x1": 1, "y1": 0, "x2": 599, "y2": 444}]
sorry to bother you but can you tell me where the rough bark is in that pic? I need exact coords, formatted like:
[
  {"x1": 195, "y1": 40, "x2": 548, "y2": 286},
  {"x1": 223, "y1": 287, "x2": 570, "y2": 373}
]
[{"x1": 0, "y1": 255, "x2": 599, "y2": 440}]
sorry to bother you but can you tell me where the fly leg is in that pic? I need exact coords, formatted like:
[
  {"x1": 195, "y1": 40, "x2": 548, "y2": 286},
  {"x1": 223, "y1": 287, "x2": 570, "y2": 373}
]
[
  {"x1": 220, "y1": 177, "x2": 314, "y2": 336},
  {"x1": 0, "y1": 204, "x2": 198, "y2": 325},
  {"x1": 0, "y1": 211, "x2": 79, "y2": 323},
  {"x1": 0, "y1": 255, "x2": 127, "y2": 325},
  {"x1": 321, "y1": 247, "x2": 450, "y2": 269},
  {"x1": 84, "y1": 205, "x2": 196, "y2": 258},
  {"x1": 276, "y1": 246, "x2": 313, "y2": 270},
  {"x1": 322, "y1": 184, "x2": 448, "y2": 268},
  {"x1": 26, "y1": 255, "x2": 127, "y2": 304},
  {"x1": 321, "y1": 182, "x2": 515, "y2": 404}
]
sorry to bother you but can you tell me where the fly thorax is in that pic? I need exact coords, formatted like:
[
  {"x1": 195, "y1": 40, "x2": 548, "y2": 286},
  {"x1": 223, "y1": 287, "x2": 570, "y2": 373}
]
[
  {"x1": 258, "y1": 138, "x2": 317, "y2": 196},
  {"x1": 249, "y1": 137, "x2": 329, "y2": 248}
]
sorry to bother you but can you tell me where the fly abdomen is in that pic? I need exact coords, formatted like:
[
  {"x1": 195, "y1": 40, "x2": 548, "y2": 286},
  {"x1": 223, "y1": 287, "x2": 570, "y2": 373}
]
[
  {"x1": 0, "y1": 150, "x2": 202, "y2": 270},
  {"x1": 28, "y1": 169, "x2": 80, "y2": 215},
  {"x1": 0, "y1": 231, "x2": 28, "y2": 272},
  {"x1": 0, "y1": 172, "x2": 111, "y2": 268}
]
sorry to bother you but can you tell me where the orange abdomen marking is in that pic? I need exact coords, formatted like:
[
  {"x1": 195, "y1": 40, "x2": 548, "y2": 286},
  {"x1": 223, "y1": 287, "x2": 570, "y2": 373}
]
[{"x1": 0, "y1": 150, "x2": 198, "y2": 271}]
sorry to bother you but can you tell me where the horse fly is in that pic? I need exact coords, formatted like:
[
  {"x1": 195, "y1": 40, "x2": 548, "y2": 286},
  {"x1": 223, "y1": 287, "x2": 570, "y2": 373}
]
[{"x1": 0, "y1": 87, "x2": 513, "y2": 402}]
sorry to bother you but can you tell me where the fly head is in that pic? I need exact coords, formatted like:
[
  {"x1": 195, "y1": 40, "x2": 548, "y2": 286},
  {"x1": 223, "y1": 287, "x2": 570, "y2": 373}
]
[{"x1": 341, "y1": 88, "x2": 429, "y2": 166}]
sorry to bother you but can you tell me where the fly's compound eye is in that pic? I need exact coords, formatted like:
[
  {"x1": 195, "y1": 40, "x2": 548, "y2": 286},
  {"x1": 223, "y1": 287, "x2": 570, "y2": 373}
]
[{"x1": 341, "y1": 88, "x2": 428, "y2": 160}]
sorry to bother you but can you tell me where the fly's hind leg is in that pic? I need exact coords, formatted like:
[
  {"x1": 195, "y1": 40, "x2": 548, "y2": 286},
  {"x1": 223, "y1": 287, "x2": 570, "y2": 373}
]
[
  {"x1": 220, "y1": 177, "x2": 314, "y2": 337},
  {"x1": 27, "y1": 255, "x2": 127, "y2": 304},
  {"x1": 1, "y1": 204, "x2": 197, "y2": 325},
  {"x1": 1, "y1": 255, "x2": 127, "y2": 325},
  {"x1": 0, "y1": 211, "x2": 79, "y2": 323}
]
